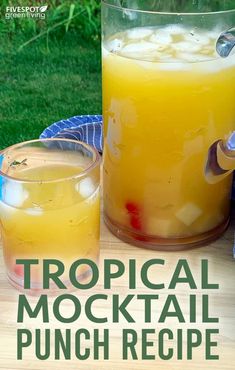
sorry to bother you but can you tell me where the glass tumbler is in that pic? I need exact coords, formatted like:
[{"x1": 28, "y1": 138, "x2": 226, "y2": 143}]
[
  {"x1": 0, "y1": 139, "x2": 100, "y2": 293},
  {"x1": 102, "y1": 0, "x2": 235, "y2": 249}
]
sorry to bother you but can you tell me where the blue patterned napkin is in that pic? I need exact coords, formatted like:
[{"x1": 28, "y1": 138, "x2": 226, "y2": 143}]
[{"x1": 40, "y1": 115, "x2": 103, "y2": 152}]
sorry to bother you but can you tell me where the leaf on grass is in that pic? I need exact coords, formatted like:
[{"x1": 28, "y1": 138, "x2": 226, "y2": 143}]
[{"x1": 65, "y1": 4, "x2": 75, "y2": 33}]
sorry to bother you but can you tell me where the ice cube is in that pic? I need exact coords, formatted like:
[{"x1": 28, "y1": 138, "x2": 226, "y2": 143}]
[
  {"x1": 25, "y1": 207, "x2": 43, "y2": 216},
  {"x1": 121, "y1": 41, "x2": 156, "y2": 55},
  {"x1": 76, "y1": 178, "x2": 96, "y2": 198},
  {"x1": 173, "y1": 41, "x2": 201, "y2": 53},
  {"x1": 2, "y1": 181, "x2": 28, "y2": 208},
  {"x1": 150, "y1": 31, "x2": 172, "y2": 45},
  {"x1": 176, "y1": 203, "x2": 203, "y2": 226},
  {"x1": 164, "y1": 25, "x2": 186, "y2": 36},
  {"x1": 127, "y1": 28, "x2": 153, "y2": 40},
  {"x1": 107, "y1": 38, "x2": 123, "y2": 52}
]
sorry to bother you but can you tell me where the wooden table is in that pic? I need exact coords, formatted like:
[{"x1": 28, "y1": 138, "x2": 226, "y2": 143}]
[{"x1": 0, "y1": 214, "x2": 235, "y2": 370}]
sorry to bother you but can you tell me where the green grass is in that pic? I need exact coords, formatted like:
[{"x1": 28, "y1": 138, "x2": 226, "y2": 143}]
[
  {"x1": 0, "y1": 1, "x2": 101, "y2": 43},
  {"x1": 0, "y1": 34, "x2": 102, "y2": 149},
  {"x1": 0, "y1": 1, "x2": 101, "y2": 149}
]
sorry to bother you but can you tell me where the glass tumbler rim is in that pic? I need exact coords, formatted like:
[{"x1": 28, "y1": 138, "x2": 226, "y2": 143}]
[
  {"x1": 102, "y1": 0, "x2": 235, "y2": 16},
  {"x1": 0, "y1": 138, "x2": 101, "y2": 184}
]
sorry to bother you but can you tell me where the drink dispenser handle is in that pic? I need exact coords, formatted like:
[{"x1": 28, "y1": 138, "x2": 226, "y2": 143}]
[
  {"x1": 207, "y1": 30, "x2": 235, "y2": 184},
  {"x1": 205, "y1": 132, "x2": 235, "y2": 184},
  {"x1": 216, "y1": 27, "x2": 235, "y2": 57}
]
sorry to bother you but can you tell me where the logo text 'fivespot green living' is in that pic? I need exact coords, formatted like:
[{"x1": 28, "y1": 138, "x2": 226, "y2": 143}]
[{"x1": 5, "y1": 5, "x2": 48, "y2": 19}]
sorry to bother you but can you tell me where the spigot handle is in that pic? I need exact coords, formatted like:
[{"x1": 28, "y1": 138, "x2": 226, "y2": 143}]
[{"x1": 205, "y1": 132, "x2": 235, "y2": 184}]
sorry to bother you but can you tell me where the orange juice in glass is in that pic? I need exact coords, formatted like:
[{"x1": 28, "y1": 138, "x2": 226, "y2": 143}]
[
  {"x1": 0, "y1": 139, "x2": 100, "y2": 292},
  {"x1": 102, "y1": 1, "x2": 235, "y2": 249}
]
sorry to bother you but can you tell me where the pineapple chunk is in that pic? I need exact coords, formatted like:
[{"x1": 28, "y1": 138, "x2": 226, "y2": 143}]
[
  {"x1": 146, "y1": 218, "x2": 172, "y2": 238},
  {"x1": 176, "y1": 203, "x2": 203, "y2": 226}
]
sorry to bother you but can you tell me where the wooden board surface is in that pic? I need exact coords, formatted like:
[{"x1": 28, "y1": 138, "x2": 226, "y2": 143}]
[{"x1": 0, "y1": 212, "x2": 235, "y2": 370}]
